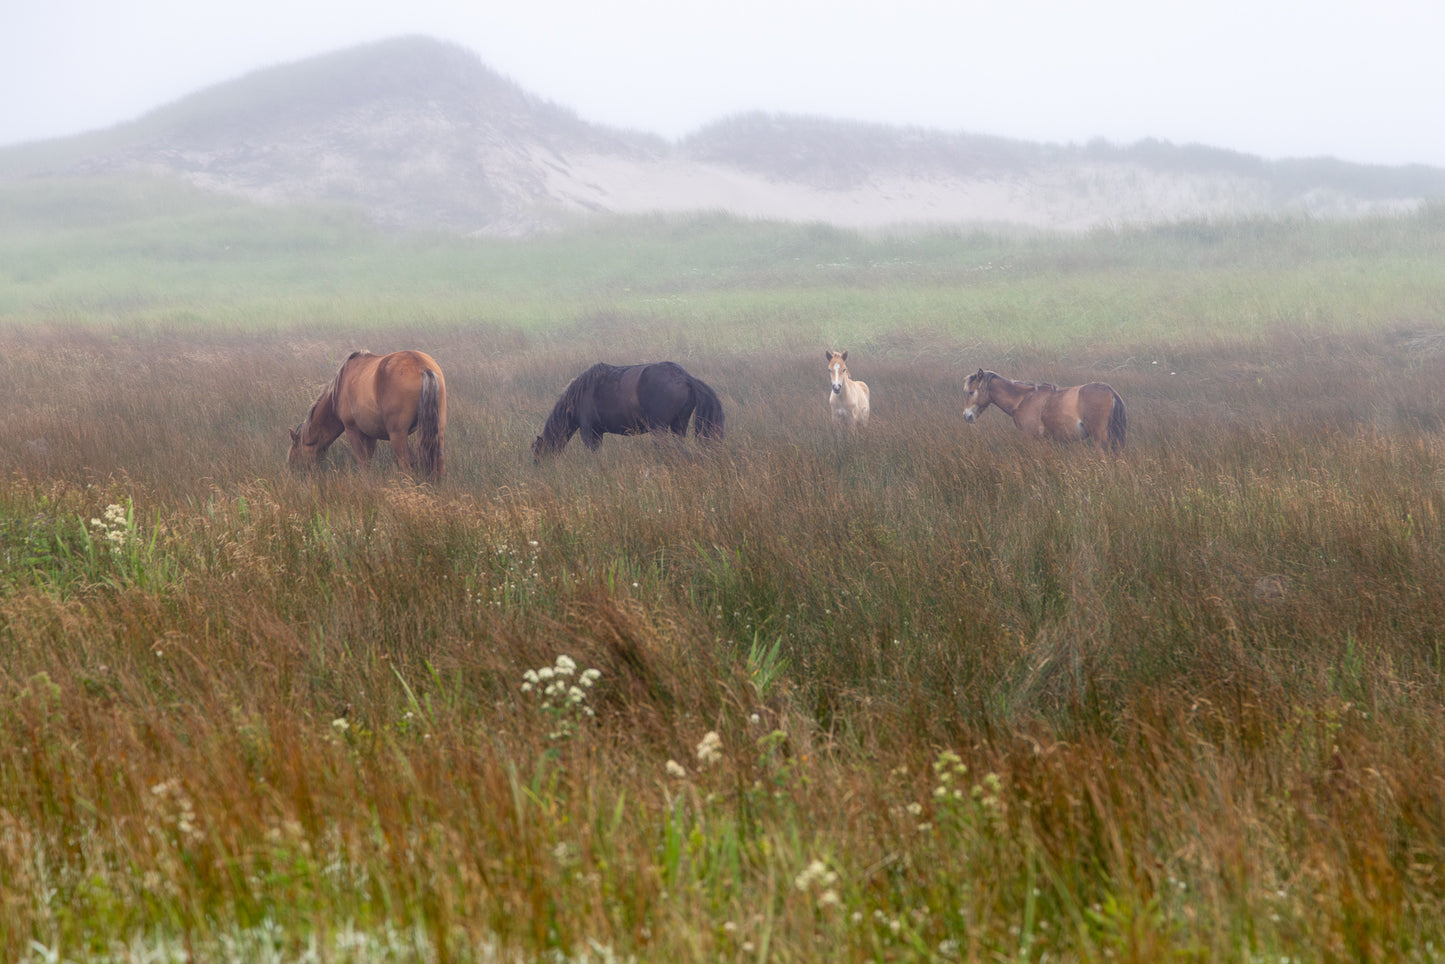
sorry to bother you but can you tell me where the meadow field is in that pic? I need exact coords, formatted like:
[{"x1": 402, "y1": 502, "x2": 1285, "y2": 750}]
[{"x1": 2, "y1": 178, "x2": 1445, "y2": 961}]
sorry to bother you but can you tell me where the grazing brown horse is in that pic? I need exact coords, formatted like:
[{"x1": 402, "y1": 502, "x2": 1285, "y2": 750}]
[
  {"x1": 963, "y1": 368, "x2": 1126, "y2": 453},
  {"x1": 288, "y1": 350, "x2": 447, "y2": 480}
]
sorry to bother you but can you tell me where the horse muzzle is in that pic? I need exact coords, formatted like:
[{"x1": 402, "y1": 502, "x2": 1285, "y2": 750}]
[
  {"x1": 963, "y1": 408, "x2": 977, "y2": 423},
  {"x1": 831, "y1": 385, "x2": 842, "y2": 394}
]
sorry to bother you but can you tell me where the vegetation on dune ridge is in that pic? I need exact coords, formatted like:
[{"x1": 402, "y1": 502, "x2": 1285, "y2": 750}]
[
  {"x1": 2, "y1": 201, "x2": 1445, "y2": 960},
  {"x1": 5, "y1": 32, "x2": 1442, "y2": 234}
]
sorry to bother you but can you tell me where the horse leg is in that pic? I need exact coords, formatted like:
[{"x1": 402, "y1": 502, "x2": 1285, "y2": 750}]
[
  {"x1": 673, "y1": 396, "x2": 696, "y2": 437},
  {"x1": 388, "y1": 433, "x2": 416, "y2": 473},
  {"x1": 1081, "y1": 411, "x2": 1109, "y2": 453},
  {"x1": 345, "y1": 428, "x2": 377, "y2": 471},
  {"x1": 1088, "y1": 412, "x2": 1111, "y2": 452},
  {"x1": 658, "y1": 419, "x2": 690, "y2": 460}
]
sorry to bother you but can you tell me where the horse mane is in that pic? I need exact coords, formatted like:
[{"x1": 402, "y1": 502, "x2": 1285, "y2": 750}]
[
  {"x1": 981, "y1": 371, "x2": 1056, "y2": 393},
  {"x1": 543, "y1": 363, "x2": 611, "y2": 438},
  {"x1": 297, "y1": 350, "x2": 371, "y2": 434},
  {"x1": 333, "y1": 351, "x2": 368, "y2": 400}
]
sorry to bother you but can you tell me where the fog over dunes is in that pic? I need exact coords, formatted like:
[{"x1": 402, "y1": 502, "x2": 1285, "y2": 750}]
[{"x1": 5, "y1": 36, "x2": 1443, "y2": 236}]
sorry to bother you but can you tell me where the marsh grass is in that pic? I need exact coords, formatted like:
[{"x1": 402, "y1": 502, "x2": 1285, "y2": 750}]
[{"x1": 3, "y1": 207, "x2": 1445, "y2": 960}]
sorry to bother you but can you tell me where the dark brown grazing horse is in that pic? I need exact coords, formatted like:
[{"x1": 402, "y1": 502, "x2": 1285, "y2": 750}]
[
  {"x1": 963, "y1": 368, "x2": 1126, "y2": 453},
  {"x1": 533, "y1": 361, "x2": 724, "y2": 462},
  {"x1": 288, "y1": 350, "x2": 447, "y2": 480}
]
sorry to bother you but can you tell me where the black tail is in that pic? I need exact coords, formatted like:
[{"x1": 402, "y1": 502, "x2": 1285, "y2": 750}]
[
  {"x1": 417, "y1": 369, "x2": 446, "y2": 480},
  {"x1": 1108, "y1": 392, "x2": 1127, "y2": 452},
  {"x1": 689, "y1": 377, "x2": 725, "y2": 441}
]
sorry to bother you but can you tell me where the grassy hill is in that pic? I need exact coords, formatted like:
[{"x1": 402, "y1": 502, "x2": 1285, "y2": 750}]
[{"x1": 4, "y1": 36, "x2": 1443, "y2": 234}]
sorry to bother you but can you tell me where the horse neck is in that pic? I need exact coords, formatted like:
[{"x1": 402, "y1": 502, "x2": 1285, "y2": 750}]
[
  {"x1": 302, "y1": 388, "x2": 343, "y2": 444},
  {"x1": 986, "y1": 377, "x2": 1035, "y2": 416},
  {"x1": 541, "y1": 401, "x2": 578, "y2": 446}
]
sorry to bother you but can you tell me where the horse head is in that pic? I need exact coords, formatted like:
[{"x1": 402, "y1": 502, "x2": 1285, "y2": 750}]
[
  {"x1": 963, "y1": 369, "x2": 993, "y2": 423},
  {"x1": 287, "y1": 425, "x2": 320, "y2": 469},
  {"x1": 826, "y1": 350, "x2": 850, "y2": 395},
  {"x1": 532, "y1": 431, "x2": 569, "y2": 464}
]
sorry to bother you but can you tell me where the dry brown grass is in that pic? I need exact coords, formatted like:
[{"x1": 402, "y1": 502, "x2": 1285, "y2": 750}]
[{"x1": 2, "y1": 321, "x2": 1444, "y2": 960}]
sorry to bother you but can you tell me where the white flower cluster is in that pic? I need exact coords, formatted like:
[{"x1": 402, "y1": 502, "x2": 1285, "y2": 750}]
[
  {"x1": 907, "y1": 750, "x2": 1007, "y2": 834},
  {"x1": 521, "y1": 655, "x2": 601, "y2": 709},
  {"x1": 667, "y1": 730, "x2": 725, "y2": 778},
  {"x1": 932, "y1": 749, "x2": 967, "y2": 802},
  {"x1": 90, "y1": 503, "x2": 130, "y2": 553},
  {"x1": 695, "y1": 730, "x2": 723, "y2": 767},
  {"x1": 521, "y1": 655, "x2": 601, "y2": 740},
  {"x1": 148, "y1": 778, "x2": 203, "y2": 844},
  {"x1": 794, "y1": 858, "x2": 841, "y2": 910}
]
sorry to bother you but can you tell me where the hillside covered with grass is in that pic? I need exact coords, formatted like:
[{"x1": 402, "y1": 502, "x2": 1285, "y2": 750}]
[{"x1": 5, "y1": 36, "x2": 1444, "y2": 235}]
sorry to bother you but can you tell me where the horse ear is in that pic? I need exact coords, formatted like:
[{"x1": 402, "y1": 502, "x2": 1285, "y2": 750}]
[
  {"x1": 825, "y1": 350, "x2": 834, "y2": 361},
  {"x1": 975, "y1": 368, "x2": 985, "y2": 379},
  {"x1": 289, "y1": 428, "x2": 299, "y2": 443},
  {"x1": 841, "y1": 351, "x2": 848, "y2": 361}
]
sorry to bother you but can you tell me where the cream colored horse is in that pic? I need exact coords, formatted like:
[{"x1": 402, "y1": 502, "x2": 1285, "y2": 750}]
[{"x1": 826, "y1": 350, "x2": 870, "y2": 428}]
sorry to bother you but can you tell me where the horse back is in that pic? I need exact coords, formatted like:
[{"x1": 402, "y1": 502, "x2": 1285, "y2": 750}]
[
  {"x1": 337, "y1": 350, "x2": 445, "y2": 434},
  {"x1": 578, "y1": 363, "x2": 646, "y2": 431},
  {"x1": 633, "y1": 362, "x2": 692, "y2": 421}
]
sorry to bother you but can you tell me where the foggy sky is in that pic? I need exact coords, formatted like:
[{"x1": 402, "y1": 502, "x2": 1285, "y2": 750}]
[{"x1": 4, "y1": 0, "x2": 1443, "y2": 168}]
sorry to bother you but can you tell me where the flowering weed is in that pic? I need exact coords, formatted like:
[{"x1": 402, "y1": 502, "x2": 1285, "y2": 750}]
[
  {"x1": 89, "y1": 503, "x2": 131, "y2": 553},
  {"x1": 469, "y1": 539, "x2": 547, "y2": 608},
  {"x1": 521, "y1": 655, "x2": 601, "y2": 741},
  {"x1": 80, "y1": 498, "x2": 176, "y2": 590}
]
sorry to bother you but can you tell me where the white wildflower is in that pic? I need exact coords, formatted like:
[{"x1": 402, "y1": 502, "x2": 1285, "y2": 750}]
[
  {"x1": 522, "y1": 655, "x2": 602, "y2": 740},
  {"x1": 794, "y1": 859, "x2": 838, "y2": 892},
  {"x1": 695, "y1": 730, "x2": 723, "y2": 767}
]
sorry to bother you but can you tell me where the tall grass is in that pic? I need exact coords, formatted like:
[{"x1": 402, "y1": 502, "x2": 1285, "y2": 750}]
[{"x1": 2, "y1": 203, "x2": 1445, "y2": 960}]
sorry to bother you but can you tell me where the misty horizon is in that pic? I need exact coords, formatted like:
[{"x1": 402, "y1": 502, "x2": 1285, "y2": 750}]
[{"x1": 5, "y1": 0, "x2": 1445, "y2": 168}]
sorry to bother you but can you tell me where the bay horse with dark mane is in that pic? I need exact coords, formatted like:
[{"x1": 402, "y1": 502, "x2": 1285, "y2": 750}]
[
  {"x1": 288, "y1": 350, "x2": 447, "y2": 480},
  {"x1": 963, "y1": 368, "x2": 1126, "y2": 453},
  {"x1": 532, "y1": 361, "x2": 724, "y2": 462}
]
